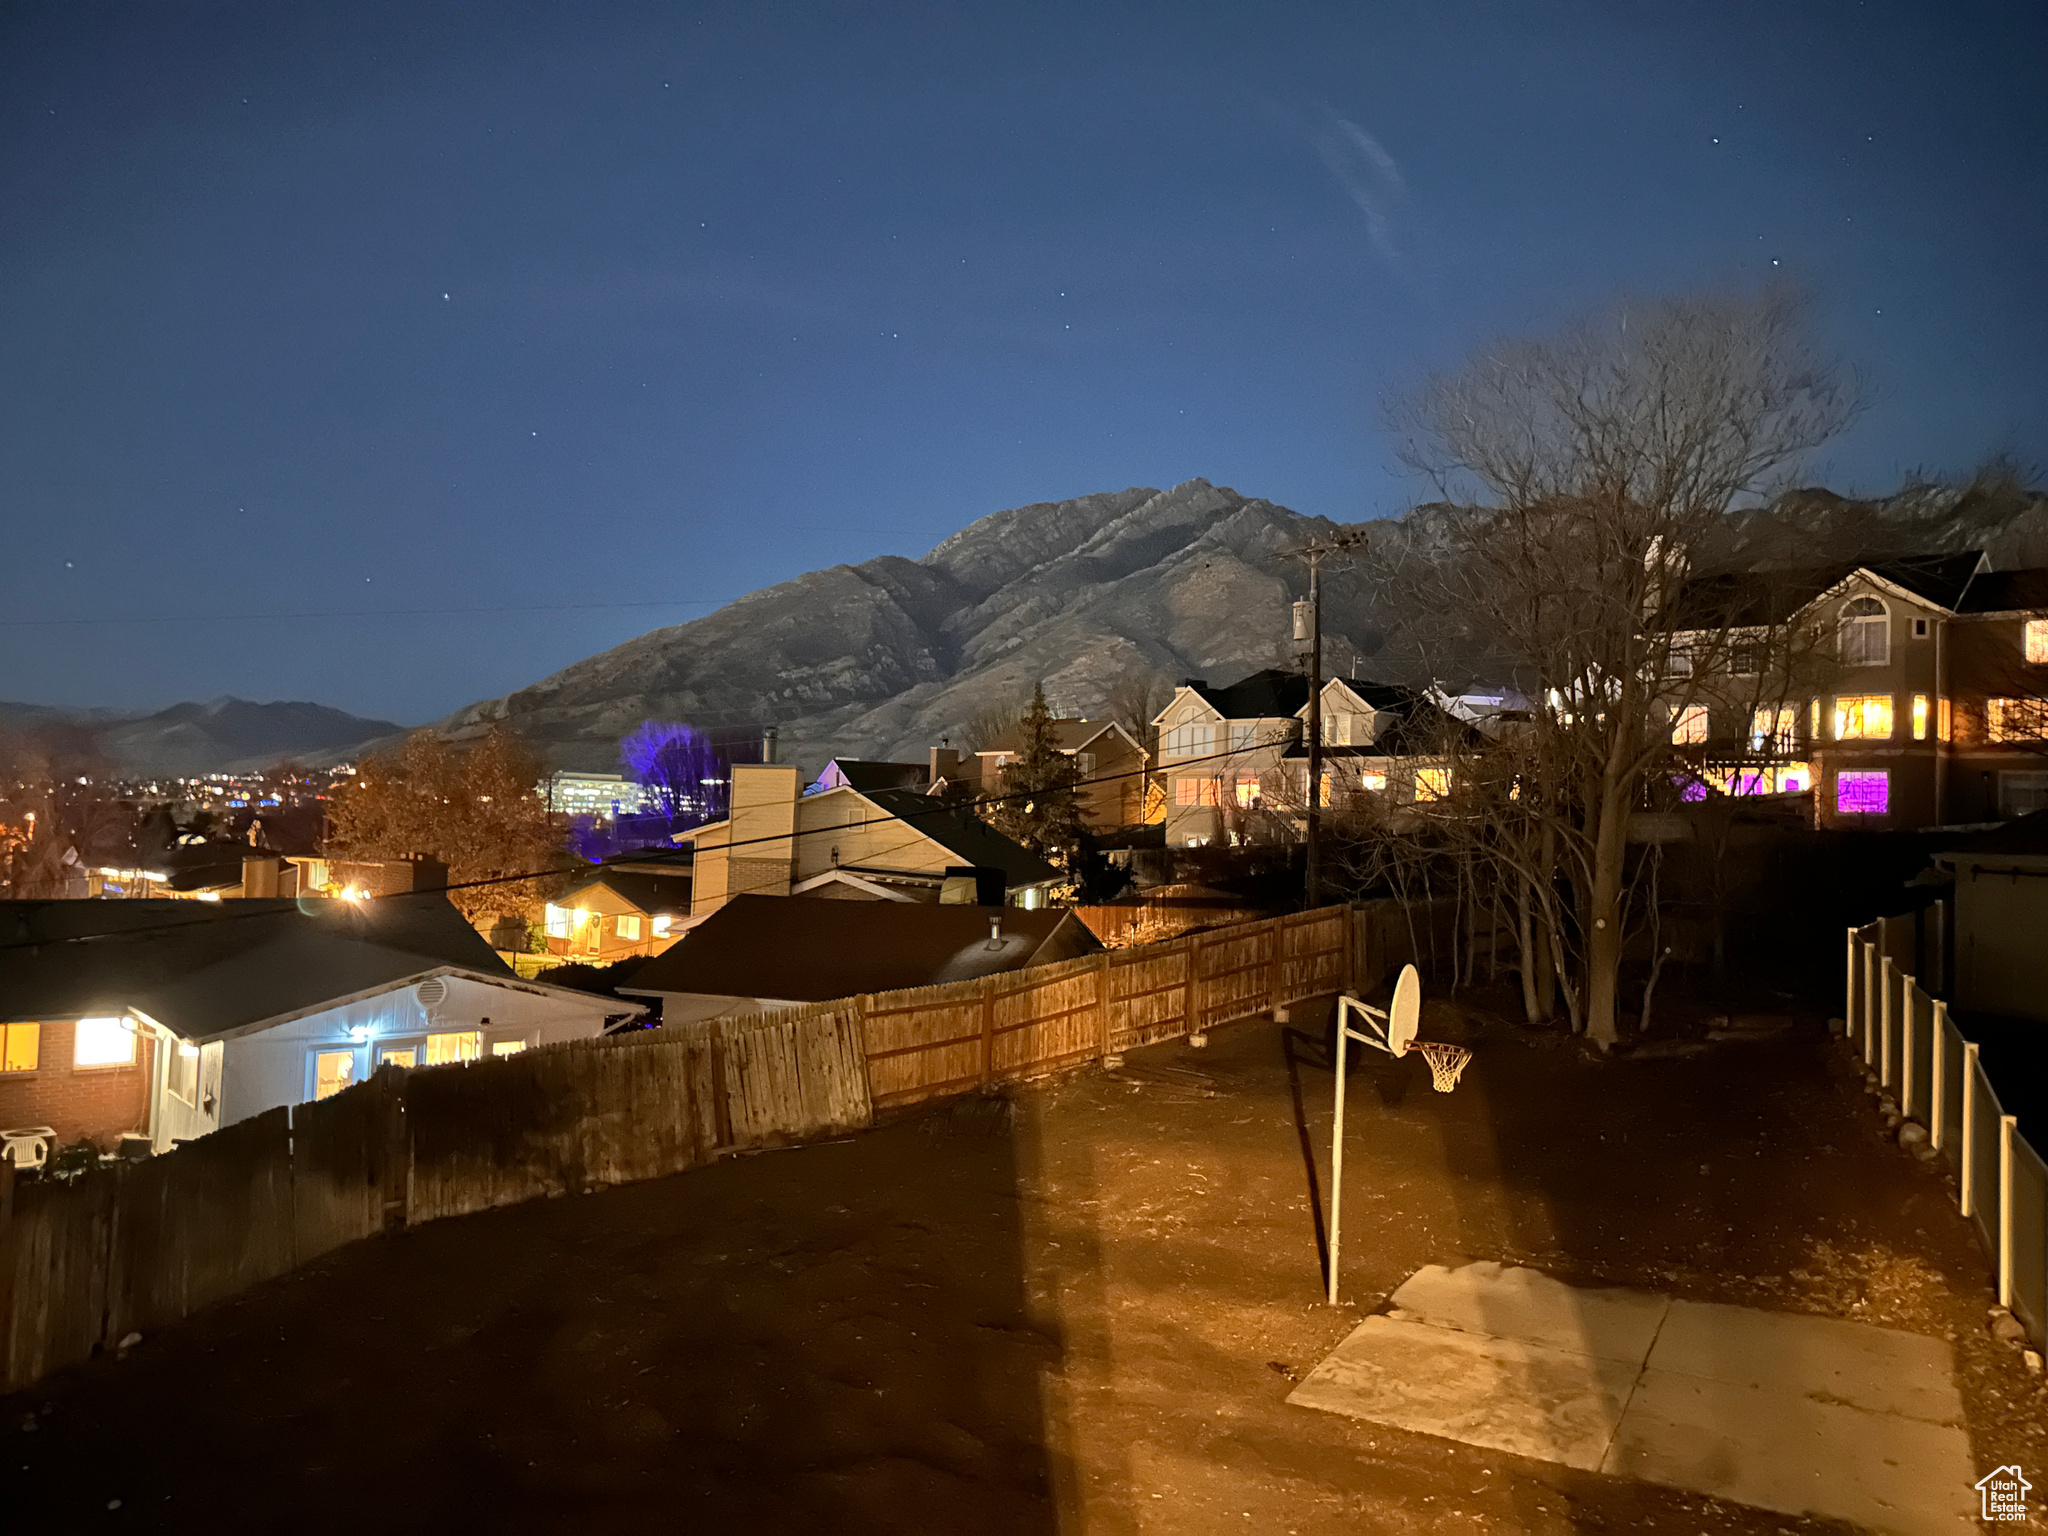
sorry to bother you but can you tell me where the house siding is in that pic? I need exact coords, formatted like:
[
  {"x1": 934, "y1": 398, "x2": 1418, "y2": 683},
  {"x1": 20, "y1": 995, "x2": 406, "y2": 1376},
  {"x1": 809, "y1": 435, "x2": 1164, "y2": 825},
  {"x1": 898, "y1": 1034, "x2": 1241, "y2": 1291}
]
[{"x1": 0, "y1": 1018, "x2": 157, "y2": 1150}]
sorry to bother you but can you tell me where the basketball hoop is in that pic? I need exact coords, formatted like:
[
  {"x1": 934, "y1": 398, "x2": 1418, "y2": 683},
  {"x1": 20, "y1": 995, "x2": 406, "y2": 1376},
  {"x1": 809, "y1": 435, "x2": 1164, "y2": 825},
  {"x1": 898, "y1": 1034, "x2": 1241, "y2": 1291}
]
[{"x1": 1408, "y1": 1040, "x2": 1472, "y2": 1093}]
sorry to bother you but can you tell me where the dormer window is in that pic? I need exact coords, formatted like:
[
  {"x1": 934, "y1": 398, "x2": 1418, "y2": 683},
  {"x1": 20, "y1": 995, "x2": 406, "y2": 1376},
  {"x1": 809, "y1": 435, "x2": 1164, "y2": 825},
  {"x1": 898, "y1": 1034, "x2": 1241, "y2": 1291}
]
[{"x1": 1839, "y1": 597, "x2": 1889, "y2": 667}]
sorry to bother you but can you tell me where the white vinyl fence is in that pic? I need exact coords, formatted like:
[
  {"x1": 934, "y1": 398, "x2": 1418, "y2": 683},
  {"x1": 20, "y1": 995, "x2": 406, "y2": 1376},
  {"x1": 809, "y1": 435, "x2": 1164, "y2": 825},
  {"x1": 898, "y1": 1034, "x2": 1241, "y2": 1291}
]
[{"x1": 1844, "y1": 909, "x2": 2046, "y2": 1344}]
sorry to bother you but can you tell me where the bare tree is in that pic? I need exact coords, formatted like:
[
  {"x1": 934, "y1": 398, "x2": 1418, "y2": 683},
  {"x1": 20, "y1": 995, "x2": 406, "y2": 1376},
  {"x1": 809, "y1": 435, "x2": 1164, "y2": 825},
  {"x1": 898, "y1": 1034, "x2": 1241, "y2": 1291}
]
[{"x1": 1388, "y1": 287, "x2": 1856, "y2": 1049}]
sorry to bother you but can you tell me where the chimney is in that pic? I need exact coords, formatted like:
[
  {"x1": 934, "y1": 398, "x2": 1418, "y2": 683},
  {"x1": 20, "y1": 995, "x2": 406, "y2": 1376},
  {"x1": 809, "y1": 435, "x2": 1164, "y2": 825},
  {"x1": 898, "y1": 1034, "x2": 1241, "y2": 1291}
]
[
  {"x1": 241, "y1": 853, "x2": 282, "y2": 898},
  {"x1": 404, "y1": 854, "x2": 450, "y2": 894},
  {"x1": 930, "y1": 745, "x2": 962, "y2": 783},
  {"x1": 761, "y1": 726, "x2": 779, "y2": 765}
]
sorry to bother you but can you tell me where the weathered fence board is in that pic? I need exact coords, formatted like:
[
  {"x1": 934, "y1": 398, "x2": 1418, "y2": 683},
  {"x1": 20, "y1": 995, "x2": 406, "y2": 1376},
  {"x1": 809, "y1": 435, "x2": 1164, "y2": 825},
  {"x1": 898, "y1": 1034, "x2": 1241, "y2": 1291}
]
[
  {"x1": 2, "y1": 1173, "x2": 115, "y2": 1392},
  {"x1": 2009, "y1": 1138, "x2": 2048, "y2": 1344},
  {"x1": 292, "y1": 1073, "x2": 396, "y2": 1262},
  {"x1": 1970, "y1": 1058, "x2": 2003, "y2": 1258},
  {"x1": 108, "y1": 1108, "x2": 294, "y2": 1341}
]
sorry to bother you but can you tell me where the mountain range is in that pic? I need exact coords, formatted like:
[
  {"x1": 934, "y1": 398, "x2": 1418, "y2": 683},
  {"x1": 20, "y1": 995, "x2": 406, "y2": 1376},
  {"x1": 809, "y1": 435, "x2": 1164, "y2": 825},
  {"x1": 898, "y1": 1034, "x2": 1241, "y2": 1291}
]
[
  {"x1": 425, "y1": 469, "x2": 2048, "y2": 777},
  {"x1": 0, "y1": 697, "x2": 404, "y2": 779}
]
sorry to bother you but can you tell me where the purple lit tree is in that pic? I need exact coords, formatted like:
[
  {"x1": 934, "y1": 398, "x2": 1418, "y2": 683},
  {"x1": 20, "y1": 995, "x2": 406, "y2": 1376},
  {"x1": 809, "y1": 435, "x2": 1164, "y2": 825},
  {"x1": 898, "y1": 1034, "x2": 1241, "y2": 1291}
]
[{"x1": 620, "y1": 721, "x2": 728, "y2": 832}]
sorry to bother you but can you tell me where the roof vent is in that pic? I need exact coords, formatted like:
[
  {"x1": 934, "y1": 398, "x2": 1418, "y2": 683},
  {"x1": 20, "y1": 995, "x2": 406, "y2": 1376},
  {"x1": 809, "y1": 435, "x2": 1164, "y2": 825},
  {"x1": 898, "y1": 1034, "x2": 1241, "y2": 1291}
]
[{"x1": 414, "y1": 977, "x2": 449, "y2": 1014}]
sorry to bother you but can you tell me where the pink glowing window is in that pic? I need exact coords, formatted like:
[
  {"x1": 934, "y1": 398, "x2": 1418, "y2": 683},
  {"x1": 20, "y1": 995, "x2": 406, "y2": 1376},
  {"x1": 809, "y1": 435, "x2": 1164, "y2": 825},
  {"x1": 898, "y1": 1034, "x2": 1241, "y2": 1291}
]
[{"x1": 1836, "y1": 770, "x2": 1889, "y2": 815}]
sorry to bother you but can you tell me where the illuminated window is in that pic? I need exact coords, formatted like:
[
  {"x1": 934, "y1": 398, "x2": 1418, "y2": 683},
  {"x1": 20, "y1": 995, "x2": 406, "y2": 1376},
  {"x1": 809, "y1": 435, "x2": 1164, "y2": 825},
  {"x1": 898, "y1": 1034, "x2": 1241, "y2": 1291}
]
[
  {"x1": 1810, "y1": 698, "x2": 1820, "y2": 739},
  {"x1": 491, "y1": 1040, "x2": 527, "y2": 1058},
  {"x1": 1839, "y1": 597, "x2": 1889, "y2": 666},
  {"x1": 379, "y1": 1048, "x2": 417, "y2": 1069},
  {"x1": 1750, "y1": 707, "x2": 1797, "y2": 753},
  {"x1": 1360, "y1": 771, "x2": 1388, "y2": 792},
  {"x1": 1911, "y1": 694, "x2": 1929, "y2": 741},
  {"x1": 1833, "y1": 695, "x2": 1893, "y2": 741},
  {"x1": 2027, "y1": 619, "x2": 2048, "y2": 664},
  {"x1": 1988, "y1": 698, "x2": 2048, "y2": 742},
  {"x1": 544, "y1": 904, "x2": 572, "y2": 938},
  {"x1": 169, "y1": 1040, "x2": 199, "y2": 1105},
  {"x1": 0, "y1": 1022, "x2": 39, "y2": 1073},
  {"x1": 1777, "y1": 764, "x2": 1811, "y2": 793},
  {"x1": 1938, "y1": 697, "x2": 1952, "y2": 742},
  {"x1": 1234, "y1": 776, "x2": 1262, "y2": 808},
  {"x1": 73, "y1": 1016, "x2": 136, "y2": 1068},
  {"x1": 1173, "y1": 777, "x2": 1220, "y2": 807},
  {"x1": 424, "y1": 1031, "x2": 482, "y2": 1066},
  {"x1": 1671, "y1": 706, "x2": 1709, "y2": 745},
  {"x1": 1836, "y1": 770, "x2": 1889, "y2": 816},
  {"x1": 616, "y1": 913, "x2": 643, "y2": 941},
  {"x1": 1414, "y1": 767, "x2": 1450, "y2": 801},
  {"x1": 651, "y1": 914, "x2": 672, "y2": 937},
  {"x1": 313, "y1": 1049, "x2": 355, "y2": 1100}
]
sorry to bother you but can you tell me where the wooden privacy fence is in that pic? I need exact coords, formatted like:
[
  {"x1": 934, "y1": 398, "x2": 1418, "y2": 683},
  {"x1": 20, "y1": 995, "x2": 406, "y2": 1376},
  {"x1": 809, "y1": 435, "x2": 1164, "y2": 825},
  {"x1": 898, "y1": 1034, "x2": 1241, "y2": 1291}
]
[
  {"x1": 1, "y1": 901, "x2": 1405, "y2": 1395},
  {"x1": 1841, "y1": 912, "x2": 2046, "y2": 1343}
]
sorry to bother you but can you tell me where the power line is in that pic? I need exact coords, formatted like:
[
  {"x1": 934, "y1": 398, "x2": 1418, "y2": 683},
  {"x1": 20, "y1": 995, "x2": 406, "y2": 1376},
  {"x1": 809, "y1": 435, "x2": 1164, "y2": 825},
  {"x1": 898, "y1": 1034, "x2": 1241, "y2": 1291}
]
[
  {"x1": 0, "y1": 598, "x2": 734, "y2": 629},
  {"x1": 1, "y1": 741, "x2": 1252, "y2": 951}
]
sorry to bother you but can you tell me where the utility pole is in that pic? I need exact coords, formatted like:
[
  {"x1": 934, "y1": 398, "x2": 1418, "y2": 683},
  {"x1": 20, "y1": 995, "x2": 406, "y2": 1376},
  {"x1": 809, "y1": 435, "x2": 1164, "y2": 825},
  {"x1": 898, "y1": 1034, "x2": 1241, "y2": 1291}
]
[{"x1": 1292, "y1": 530, "x2": 1368, "y2": 908}]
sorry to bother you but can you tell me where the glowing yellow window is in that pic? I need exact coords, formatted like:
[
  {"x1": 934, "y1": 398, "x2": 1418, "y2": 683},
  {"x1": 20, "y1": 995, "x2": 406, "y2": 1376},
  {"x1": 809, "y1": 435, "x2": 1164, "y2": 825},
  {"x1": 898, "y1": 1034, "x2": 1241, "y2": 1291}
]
[
  {"x1": 1360, "y1": 771, "x2": 1388, "y2": 792},
  {"x1": 1234, "y1": 776, "x2": 1261, "y2": 808},
  {"x1": 1988, "y1": 698, "x2": 2048, "y2": 742},
  {"x1": 490, "y1": 1040, "x2": 527, "y2": 1058},
  {"x1": 424, "y1": 1031, "x2": 482, "y2": 1066},
  {"x1": 1671, "y1": 706, "x2": 1708, "y2": 745},
  {"x1": 313, "y1": 1050, "x2": 355, "y2": 1100},
  {"x1": 0, "y1": 1022, "x2": 39, "y2": 1073},
  {"x1": 1833, "y1": 695, "x2": 1893, "y2": 741},
  {"x1": 1810, "y1": 698, "x2": 1820, "y2": 738},
  {"x1": 616, "y1": 913, "x2": 643, "y2": 941},
  {"x1": 1750, "y1": 707, "x2": 1797, "y2": 753},
  {"x1": 73, "y1": 1016, "x2": 137, "y2": 1067},
  {"x1": 2027, "y1": 619, "x2": 2048, "y2": 664},
  {"x1": 1939, "y1": 697, "x2": 1952, "y2": 742},
  {"x1": 1414, "y1": 767, "x2": 1450, "y2": 801},
  {"x1": 1911, "y1": 694, "x2": 1929, "y2": 741},
  {"x1": 379, "y1": 1048, "x2": 417, "y2": 1069}
]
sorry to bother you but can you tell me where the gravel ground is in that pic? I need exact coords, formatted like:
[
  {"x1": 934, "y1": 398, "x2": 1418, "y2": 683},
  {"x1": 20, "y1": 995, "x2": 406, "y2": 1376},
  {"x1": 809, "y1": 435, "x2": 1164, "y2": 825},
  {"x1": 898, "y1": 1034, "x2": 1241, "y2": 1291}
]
[{"x1": 5, "y1": 991, "x2": 2042, "y2": 1534}]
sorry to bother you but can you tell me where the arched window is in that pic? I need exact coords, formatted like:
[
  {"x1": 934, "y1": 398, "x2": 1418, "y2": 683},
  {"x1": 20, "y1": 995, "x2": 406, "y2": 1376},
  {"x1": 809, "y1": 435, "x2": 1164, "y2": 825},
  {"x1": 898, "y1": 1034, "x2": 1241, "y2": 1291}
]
[{"x1": 1840, "y1": 596, "x2": 1889, "y2": 667}]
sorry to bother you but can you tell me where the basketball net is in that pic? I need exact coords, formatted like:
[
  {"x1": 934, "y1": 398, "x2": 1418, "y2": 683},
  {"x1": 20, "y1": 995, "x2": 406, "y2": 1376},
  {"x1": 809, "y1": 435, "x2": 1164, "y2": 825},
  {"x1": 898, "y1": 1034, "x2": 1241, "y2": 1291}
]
[{"x1": 1407, "y1": 1040, "x2": 1472, "y2": 1093}]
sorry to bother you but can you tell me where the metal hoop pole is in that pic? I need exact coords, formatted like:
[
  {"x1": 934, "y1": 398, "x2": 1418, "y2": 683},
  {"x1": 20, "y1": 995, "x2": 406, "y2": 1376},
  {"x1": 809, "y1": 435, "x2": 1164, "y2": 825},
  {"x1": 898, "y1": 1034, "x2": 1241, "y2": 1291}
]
[{"x1": 1328, "y1": 999, "x2": 1350, "y2": 1305}]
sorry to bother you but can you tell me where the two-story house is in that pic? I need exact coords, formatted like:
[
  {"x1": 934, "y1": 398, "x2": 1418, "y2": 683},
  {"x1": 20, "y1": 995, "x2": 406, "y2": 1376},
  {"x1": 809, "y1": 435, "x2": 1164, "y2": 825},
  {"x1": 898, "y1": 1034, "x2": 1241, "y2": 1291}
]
[
  {"x1": 1664, "y1": 552, "x2": 2048, "y2": 829},
  {"x1": 1149, "y1": 669, "x2": 1469, "y2": 846},
  {"x1": 973, "y1": 717, "x2": 1151, "y2": 832}
]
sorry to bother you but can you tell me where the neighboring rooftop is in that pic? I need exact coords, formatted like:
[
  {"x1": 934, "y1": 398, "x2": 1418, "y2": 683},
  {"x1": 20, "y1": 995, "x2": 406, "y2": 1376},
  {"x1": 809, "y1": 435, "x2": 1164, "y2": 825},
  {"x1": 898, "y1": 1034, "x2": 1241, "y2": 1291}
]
[
  {"x1": 1179, "y1": 669, "x2": 1312, "y2": 720},
  {"x1": 810, "y1": 759, "x2": 931, "y2": 795},
  {"x1": 858, "y1": 787, "x2": 1063, "y2": 890},
  {"x1": 624, "y1": 894, "x2": 1100, "y2": 1003},
  {"x1": 0, "y1": 896, "x2": 534, "y2": 1039}
]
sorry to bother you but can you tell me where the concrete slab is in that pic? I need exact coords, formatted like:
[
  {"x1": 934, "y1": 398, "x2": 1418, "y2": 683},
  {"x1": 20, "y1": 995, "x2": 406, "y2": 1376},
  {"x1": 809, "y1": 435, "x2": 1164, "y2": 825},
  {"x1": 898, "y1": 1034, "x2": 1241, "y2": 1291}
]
[
  {"x1": 1603, "y1": 1368, "x2": 1978, "y2": 1535},
  {"x1": 1285, "y1": 1315, "x2": 1641, "y2": 1471},
  {"x1": 1391, "y1": 1260, "x2": 1670, "y2": 1364},
  {"x1": 1651, "y1": 1298, "x2": 1962, "y2": 1425},
  {"x1": 1290, "y1": 1263, "x2": 1978, "y2": 1535}
]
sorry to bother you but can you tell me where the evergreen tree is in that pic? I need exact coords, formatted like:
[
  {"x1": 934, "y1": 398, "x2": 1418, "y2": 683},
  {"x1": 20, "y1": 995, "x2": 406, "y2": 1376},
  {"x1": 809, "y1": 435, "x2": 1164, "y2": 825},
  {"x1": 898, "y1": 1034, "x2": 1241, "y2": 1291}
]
[{"x1": 988, "y1": 684, "x2": 1085, "y2": 867}]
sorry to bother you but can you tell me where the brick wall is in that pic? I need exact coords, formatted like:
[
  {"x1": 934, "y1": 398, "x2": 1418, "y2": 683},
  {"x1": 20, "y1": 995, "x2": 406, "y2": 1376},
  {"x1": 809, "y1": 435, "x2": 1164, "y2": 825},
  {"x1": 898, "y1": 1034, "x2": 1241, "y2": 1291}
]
[{"x1": 0, "y1": 1018, "x2": 154, "y2": 1150}]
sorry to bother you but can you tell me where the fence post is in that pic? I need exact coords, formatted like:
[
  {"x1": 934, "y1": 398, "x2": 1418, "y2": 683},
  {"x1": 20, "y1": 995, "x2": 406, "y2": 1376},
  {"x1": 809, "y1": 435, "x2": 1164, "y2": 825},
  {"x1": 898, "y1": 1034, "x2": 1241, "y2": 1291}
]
[
  {"x1": 1892, "y1": 978, "x2": 1908, "y2": 1122},
  {"x1": 1931, "y1": 1001, "x2": 1949, "y2": 1153},
  {"x1": 1880, "y1": 957, "x2": 1896, "y2": 1090},
  {"x1": 2001, "y1": 1113, "x2": 2017, "y2": 1310},
  {"x1": 1931, "y1": 898, "x2": 1946, "y2": 995},
  {"x1": 1962, "y1": 1042, "x2": 1981, "y2": 1218},
  {"x1": 979, "y1": 976, "x2": 996, "y2": 1088},
  {"x1": 1863, "y1": 941, "x2": 1878, "y2": 1068},
  {"x1": 1844, "y1": 927, "x2": 1857, "y2": 1039},
  {"x1": 1096, "y1": 952, "x2": 1112, "y2": 1060}
]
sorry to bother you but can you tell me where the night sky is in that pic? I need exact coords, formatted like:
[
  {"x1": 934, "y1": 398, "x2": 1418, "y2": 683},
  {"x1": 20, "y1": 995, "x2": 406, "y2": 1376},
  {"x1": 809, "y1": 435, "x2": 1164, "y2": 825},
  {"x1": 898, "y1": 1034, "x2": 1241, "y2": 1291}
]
[{"x1": 3, "y1": 2, "x2": 2043, "y2": 724}]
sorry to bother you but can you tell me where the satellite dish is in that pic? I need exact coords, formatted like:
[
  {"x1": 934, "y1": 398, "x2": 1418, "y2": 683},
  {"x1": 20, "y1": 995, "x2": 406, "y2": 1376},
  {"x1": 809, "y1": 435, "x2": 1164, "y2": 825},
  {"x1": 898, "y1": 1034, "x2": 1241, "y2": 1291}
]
[
  {"x1": 1386, "y1": 965, "x2": 1421, "y2": 1057},
  {"x1": 414, "y1": 977, "x2": 449, "y2": 1014}
]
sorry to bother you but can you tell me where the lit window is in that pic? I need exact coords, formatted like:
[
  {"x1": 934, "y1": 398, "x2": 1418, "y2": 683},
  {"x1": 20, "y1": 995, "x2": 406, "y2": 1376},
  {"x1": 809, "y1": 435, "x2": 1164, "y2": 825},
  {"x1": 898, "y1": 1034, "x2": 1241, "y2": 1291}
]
[
  {"x1": 1173, "y1": 777, "x2": 1220, "y2": 807},
  {"x1": 1839, "y1": 597, "x2": 1889, "y2": 666},
  {"x1": 1, "y1": 1022, "x2": 39, "y2": 1073},
  {"x1": 1833, "y1": 695, "x2": 1893, "y2": 740},
  {"x1": 491, "y1": 1040, "x2": 527, "y2": 1058},
  {"x1": 1988, "y1": 698, "x2": 2048, "y2": 742},
  {"x1": 424, "y1": 1031, "x2": 482, "y2": 1066},
  {"x1": 1911, "y1": 694, "x2": 1929, "y2": 741},
  {"x1": 1836, "y1": 770, "x2": 1890, "y2": 816},
  {"x1": 73, "y1": 1016, "x2": 136, "y2": 1068},
  {"x1": 1234, "y1": 776, "x2": 1262, "y2": 808},
  {"x1": 169, "y1": 1040, "x2": 199, "y2": 1105},
  {"x1": 1938, "y1": 697, "x2": 1952, "y2": 741},
  {"x1": 544, "y1": 904, "x2": 572, "y2": 938},
  {"x1": 1778, "y1": 764, "x2": 1811, "y2": 793},
  {"x1": 1414, "y1": 767, "x2": 1450, "y2": 801},
  {"x1": 1670, "y1": 706, "x2": 1709, "y2": 745},
  {"x1": 572, "y1": 908, "x2": 592, "y2": 931},
  {"x1": 616, "y1": 913, "x2": 643, "y2": 941},
  {"x1": 1749, "y1": 707, "x2": 1797, "y2": 753},
  {"x1": 2027, "y1": 619, "x2": 2048, "y2": 664},
  {"x1": 651, "y1": 914, "x2": 672, "y2": 937},
  {"x1": 313, "y1": 1049, "x2": 355, "y2": 1100},
  {"x1": 1810, "y1": 698, "x2": 1820, "y2": 739},
  {"x1": 379, "y1": 1048, "x2": 417, "y2": 1068},
  {"x1": 1360, "y1": 771, "x2": 1388, "y2": 792}
]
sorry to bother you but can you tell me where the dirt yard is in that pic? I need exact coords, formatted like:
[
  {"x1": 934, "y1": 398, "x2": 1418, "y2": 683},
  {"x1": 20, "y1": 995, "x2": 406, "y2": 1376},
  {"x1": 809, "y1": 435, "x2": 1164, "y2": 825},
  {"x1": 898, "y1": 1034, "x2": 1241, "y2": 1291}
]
[{"x1": 6, "y1": 995, "x2": 2043, "y2": 1534}]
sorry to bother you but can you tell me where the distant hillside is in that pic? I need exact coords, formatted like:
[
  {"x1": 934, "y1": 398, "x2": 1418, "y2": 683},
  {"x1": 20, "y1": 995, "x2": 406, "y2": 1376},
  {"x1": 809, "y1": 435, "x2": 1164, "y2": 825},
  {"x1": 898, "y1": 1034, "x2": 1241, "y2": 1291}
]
[
  {"x1": 417, "y1": 466, "x2": 2048, "y2": 778},
  {"x1": 0, "y1": 696, "x2": 405, "y2": 778}
]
